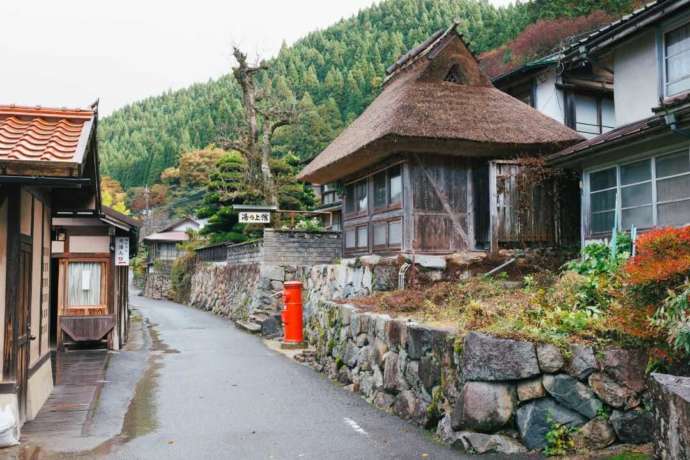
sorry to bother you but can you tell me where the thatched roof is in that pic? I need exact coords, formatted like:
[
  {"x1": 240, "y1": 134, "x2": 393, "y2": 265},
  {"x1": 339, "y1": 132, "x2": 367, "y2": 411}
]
[{"x1": 299, "y1": 24, "x2": 582, "y2": 184}]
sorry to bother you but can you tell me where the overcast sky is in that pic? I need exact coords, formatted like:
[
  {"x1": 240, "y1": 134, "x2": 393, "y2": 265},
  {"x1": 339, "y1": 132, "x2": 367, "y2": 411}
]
[{"x1": 0, "y1": 0, "x2": 514, "y2": 115}]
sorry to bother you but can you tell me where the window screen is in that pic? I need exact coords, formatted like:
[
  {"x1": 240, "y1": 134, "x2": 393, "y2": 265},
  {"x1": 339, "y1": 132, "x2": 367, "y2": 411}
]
[
  {"x1": 590, "y1": 167, "x2": 617, "y2": 233},
  {"x1": 68, "y1": 262, "x2": 102, "y2": 306},
  {"x1": 345, "y1": 229, "x2": 356, "y2": 248},
  {"x1": 388, "y1": 220, "x2": 402, "y2": 246},
  {"x1": 657, "y1": 151, "x2": 690, "y2": 226},
  {"x1": 373, "y1": 222, "x2": 387, "y2": 246}
]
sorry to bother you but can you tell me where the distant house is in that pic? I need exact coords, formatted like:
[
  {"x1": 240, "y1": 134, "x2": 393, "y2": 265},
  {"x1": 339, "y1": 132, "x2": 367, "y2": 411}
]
[
  {"x1": 0, "y1": 104, "x2": 138, "y2": 425},
  {"x1": 299, "y1": 24, "x2": 582, "y2": 257},
  {"x1": 546, "y1": 0, "x2": 690, "y2": 242},
  {"x1": 143, "y1": 216, "x2": 204, "y2": 266}
]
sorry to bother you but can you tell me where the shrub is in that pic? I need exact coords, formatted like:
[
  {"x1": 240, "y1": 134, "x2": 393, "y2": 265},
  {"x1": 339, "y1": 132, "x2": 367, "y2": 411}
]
[
  {"x1": 625, "y1": 226, "x2": 690, "y2": 286},
  {"x1": 652, "y1": 283, "x2": 690, "y2": 356},
  {"x1": 170, "y1": 251, "x2": 198, "y2": 304}
]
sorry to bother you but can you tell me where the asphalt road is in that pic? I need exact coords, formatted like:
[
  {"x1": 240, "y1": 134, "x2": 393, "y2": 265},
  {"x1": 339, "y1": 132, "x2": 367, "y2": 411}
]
[{"x1": 111, "y1": 293, "x2": 485, "y2": 460}]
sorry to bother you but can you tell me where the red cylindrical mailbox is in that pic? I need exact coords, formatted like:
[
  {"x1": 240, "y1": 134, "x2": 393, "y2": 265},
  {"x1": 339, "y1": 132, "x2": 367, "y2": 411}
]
[{"x1": 282, "y1": 281, "x2": 304, "y2": 344}]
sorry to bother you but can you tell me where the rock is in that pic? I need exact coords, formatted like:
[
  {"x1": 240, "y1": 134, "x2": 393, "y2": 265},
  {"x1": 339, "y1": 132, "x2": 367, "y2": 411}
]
[
  {"x1": 537, "y1": 343, "x2": 565, "y2": 373},
  {"x1": 419, "y1": 355, "x2": 441, "y2": 393},
  {"x1": 385, "y1": 320, "x2": 406, "y2": 351},
  {"x1": 516, "y1": 398, "x2": 587, "y2": 450},
  {"x1": 373, "y1": 391, "x2": 395, "y2": 410},
  {"x1": 409, "y1": 254, "x2": 447, "y2": 270},
  {"x1": 589, "y1": 372, "x2": 639, "y2": 409},
  {"x1": 437, "y1": 416, "x2": 528, "y2": 455},
  {"x1": 260, "y1": 265, "x2": 284, "y2": 282},
  {"x1": 371, "y1": 338, "x2": 388, "y2": 368},
  {"x1": 566, "y1": 345, "x2": 597, "y2": 381},
  {"x1": 572, "y1": 419, "x2": 616, "y2": 450},
  {"x1": 383, "y1": 352, "x2": 400, "y2": 393},
  {"x1": 337, "y1": 366, "x2": 352, "y2": 385},
  {"x1": 649, "y1": 373, "x2": 690, "y2": 460},
  {"x1": 340, "y1": 305, "x2": 353, "y2": 326},
  {"x1": 406, "y1": 325, "x2": 433, "y2": 359},
  {"x1": 393, "y1": 390, "x2": 428, "y2": 425},
  {"x1": 269, "y1": 280, "x2": 283, "y2": 291},
  {"x1": 517, "y1": 377, "x2": 545, "y2": 402},
  {"x1": 358, "y1": 346, "x2": 372, "y2": 372},
  {"x1": 610, "y1": 409, "x2": 654, "y2": 444},
  {"x1": 599, "y1": 348, "x2": 648, "y2": 394},
  {"x1": 542, "y1": 374, "x2": 603, "y2": 419},
  {"x1": 359, "y1": 255, "x2": 381, "y2": 266},
  {"x1": 461, "y1": 332, "x2": 540, "y2": 381},
  {"x1": 350, "y1": 312, "x2": 368, "y2": 337},
  {"x1": 451, "y1": 382, "x2": 516, "y2": 432},
  {"x1": 404, "y1": 360, "x2": 420, "y2": 389},
  {"x1": 355, "y1": 333, "x2": 368, "y2": 347},
  {"x1": 343, "y1": 341, "x2": 359, "y2": 368},
  {"x1": 360, "y1": 373, "x2": 376, "y2": 398}
]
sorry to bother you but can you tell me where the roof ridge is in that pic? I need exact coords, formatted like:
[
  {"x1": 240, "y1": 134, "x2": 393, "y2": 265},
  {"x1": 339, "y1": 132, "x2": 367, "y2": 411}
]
[{"x1": 0, "y1": 105, "x2": 94, "y2": 120}]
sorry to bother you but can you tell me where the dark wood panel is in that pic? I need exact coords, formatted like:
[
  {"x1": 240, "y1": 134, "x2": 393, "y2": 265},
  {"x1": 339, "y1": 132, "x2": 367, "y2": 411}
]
[{"x1": 59, "y1": 316, "x2": 115, "y2": 343}]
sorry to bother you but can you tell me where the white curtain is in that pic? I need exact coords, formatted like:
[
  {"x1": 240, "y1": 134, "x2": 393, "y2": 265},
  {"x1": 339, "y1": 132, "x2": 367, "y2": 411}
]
[{"x1": 68, "y1": 262, "x2": 101, "y2": 306}]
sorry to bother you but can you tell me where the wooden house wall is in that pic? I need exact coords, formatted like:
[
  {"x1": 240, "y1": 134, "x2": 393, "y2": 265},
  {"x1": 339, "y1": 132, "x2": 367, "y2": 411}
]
[{"x1": 409, "y1": 155, "x2": 472, "y2": 253}]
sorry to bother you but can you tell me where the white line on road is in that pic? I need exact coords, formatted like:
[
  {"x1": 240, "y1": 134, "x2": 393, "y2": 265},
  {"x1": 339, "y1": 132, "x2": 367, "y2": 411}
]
[{"x1": 344, "y1": 417, "x2": 368, "y2": 436}]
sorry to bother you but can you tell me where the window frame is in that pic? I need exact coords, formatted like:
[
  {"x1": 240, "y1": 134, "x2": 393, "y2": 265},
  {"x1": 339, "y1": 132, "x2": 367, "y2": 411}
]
[
  {"x1": 584, "y1": 147, "x2": 690, "y2": 237},
  {"x1": 567, "y1": 91, "x2": 615, "y2": 138},
  {"x1": 663, "y1": 20, "x2": 690, "y2": 98},
  {"x1": 61, "y1": 258, "x2": 109, "y2": 316}
]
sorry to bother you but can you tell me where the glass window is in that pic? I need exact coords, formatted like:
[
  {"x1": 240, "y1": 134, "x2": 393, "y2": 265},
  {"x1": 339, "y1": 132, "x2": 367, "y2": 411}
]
[
  {"x1": 601, "y1": 98, "x2": 615, "y2": 133},
  {"x1": 389, "y1": 165, "x2": 402, "y2": 205},
  {"x1": 68, "y1": 262, "x2": 102, "y2": 306},
  {"x1": 345, "y1": 184, "x2": 355, "y2": 213},
  {"x1": 345, "y1": 229, "x2": 356, "y2": 248},
  {"x1": 356, "y1": 226, "x2": 368, "y2": 248},
  {"x1": 588, "y1": 151, "x2": 690, "y2": 234},
  {"x1": 373, "y1": 172, "x2": 387, "y2": 209},
  {"x1": 355, "y1": 181, "x2": 368, "y2": 213},
  {"x1": 388, "y1": 220, "x2": 402, "y2": 246},
  {"x1": 575, "y1": 95, "x2": 599, "y2": 136},
  {"x1": 665, "y1": 23, "x2": 690, "y2": 96},
  {"x1": 373, "y1": 222, "x2": 387, "y2": 246}
]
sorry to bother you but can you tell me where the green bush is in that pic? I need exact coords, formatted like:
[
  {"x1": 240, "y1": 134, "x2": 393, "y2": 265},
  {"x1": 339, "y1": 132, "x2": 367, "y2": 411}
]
[{"x1": 652, "y1": 283, "x2": 690, "y2": 356}]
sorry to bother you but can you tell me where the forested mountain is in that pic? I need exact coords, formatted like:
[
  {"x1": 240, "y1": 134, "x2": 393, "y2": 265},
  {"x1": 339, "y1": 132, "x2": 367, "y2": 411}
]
[{"x1": 100, "y1": 0, "x2": 636, "y2": 189}]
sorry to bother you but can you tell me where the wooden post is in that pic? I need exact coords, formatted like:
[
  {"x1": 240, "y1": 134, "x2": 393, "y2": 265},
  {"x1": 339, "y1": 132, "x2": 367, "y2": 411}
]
[{"x1": 489, "y1": 161, "x2": 499, "y2": 256}]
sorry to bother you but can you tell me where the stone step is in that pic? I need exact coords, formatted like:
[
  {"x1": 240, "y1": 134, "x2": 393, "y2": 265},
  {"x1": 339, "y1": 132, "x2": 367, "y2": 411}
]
[{"x1": 235, "y1": 320, "x2": 262, "y2": 334}]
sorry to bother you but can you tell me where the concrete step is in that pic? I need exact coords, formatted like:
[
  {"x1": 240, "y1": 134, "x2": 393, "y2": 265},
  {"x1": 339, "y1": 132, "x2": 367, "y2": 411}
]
[{"x1": 235, "y1": 320, "x2": 262, "y2": 334}]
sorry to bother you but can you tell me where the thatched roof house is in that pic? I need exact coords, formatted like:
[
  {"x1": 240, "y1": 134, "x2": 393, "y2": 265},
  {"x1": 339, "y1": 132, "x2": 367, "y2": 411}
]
[
  {"x1": 299, "y1": 24, "x2": 581, "y2": 185},
  {"x1": 300, "y1": 24, "x2": 582, "y2": 256}
]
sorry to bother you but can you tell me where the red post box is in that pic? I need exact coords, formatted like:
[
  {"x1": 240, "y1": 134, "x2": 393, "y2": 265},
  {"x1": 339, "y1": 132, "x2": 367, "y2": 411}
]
[{"x1": 281, "y1": 281, "x2": 304, "y2": 345}]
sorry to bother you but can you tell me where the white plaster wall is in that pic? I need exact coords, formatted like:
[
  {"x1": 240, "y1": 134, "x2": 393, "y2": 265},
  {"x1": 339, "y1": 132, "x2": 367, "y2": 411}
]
[
  {"x1": 26, "y1": 358, "x2": 53, "y2": 421},
  {"x1": 534, "y1": 69, "x2": 565, "y2": 124},
  {"x1": 614, "y1": 30, "x2": 659, "y2": 126}
]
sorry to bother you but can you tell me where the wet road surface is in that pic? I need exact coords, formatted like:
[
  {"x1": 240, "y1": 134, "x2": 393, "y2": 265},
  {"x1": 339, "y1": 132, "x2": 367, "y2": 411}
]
[{"x1": 108, "y1": 293, "x2": 480, "y2": 460}]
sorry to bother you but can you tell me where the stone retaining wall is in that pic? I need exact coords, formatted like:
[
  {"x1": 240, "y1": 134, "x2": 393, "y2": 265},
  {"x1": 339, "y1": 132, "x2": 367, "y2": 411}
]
[
  {"x1": 304, "y1": 300, "x2": 654, "y2": 454},
  {"x1": 189, "y1": 262, "x2": 261, "y2": 319},
  {"x1": 262, "y1": 229, "x2": 342, "y2": 266}
]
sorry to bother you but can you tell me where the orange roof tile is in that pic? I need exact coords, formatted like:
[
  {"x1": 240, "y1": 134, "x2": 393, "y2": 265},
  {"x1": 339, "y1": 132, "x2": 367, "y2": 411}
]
[{"x1": 0, "y1": 105, "x2": 95, "y2": 164}]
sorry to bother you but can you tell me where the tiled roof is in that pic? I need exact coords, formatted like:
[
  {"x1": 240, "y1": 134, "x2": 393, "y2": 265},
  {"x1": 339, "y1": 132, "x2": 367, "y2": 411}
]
[{"x1": 0, "y1": 105, "x2": 95, "y2": 164}]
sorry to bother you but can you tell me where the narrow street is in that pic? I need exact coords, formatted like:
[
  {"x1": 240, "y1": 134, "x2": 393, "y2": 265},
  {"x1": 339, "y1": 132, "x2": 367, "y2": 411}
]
[{"x1": 16, "y1": 291, "x2": 493, "y2": 460}]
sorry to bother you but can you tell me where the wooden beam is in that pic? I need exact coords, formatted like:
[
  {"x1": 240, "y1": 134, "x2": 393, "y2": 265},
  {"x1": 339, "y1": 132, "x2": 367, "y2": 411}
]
[{"x1": 489, "y1": 161, "x2": 499, "y2": 255}]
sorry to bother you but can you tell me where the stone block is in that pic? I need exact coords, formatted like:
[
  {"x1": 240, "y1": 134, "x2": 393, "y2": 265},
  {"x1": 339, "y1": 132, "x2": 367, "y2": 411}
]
[
  {"x1": 536, "y1": 343, "x2": 564, "y2": 373},
  {"x1": 566, "y1": 344, "x2": 597, "y2": 381},
  {"x1": 451, "y1": 382, "x2": 516, "y2": 433},
  {"x1": 517, "y1": 377, "x2": 545, "y2": 402},
  {"x1": 406, "y1": 325, "x2": 433, "y2": 360},
  {"x1": 610, "y1": 409, "x2": 654, "y2": 444},
  {"x1": 650, "y1": 373, "x2": 690, "y2": 460},
  {"x1": 461, "y1": 332, "x2": 540, "y2": 381},
  {"x1": 589, "y1": 372, "x2": 639, "y2": 409},
  {"x1": 419, "y1": 355, "x2": 441, "y2": 393},
  {"x1": 572, "y1": 419, "x2": 616, "y2": 450},
  {"x1": 383, "y1": 351, "x2": 400, "y2": 393},
  {"x1": 516, "y1": 398, "x2": 587, "y2": 450},
  {"x1": 542, "y1": 374, "x2": 602, "y2": 419},
  {"x1": 599, "y1": 348, "x2": 648, "y2": 394}
]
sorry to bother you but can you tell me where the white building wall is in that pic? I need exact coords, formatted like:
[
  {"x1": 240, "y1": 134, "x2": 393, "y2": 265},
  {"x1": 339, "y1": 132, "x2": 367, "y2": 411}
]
[
  {"x1": 534, "y1": 69, "x2": 565, "y2": 124},
  {"x1": 613, "y1": 30, "x2": 659, "y2": 126}
]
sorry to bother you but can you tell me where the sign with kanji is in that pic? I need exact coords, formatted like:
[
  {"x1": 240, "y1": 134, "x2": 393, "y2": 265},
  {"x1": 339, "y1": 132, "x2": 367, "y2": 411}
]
[
  {"x1": 115, "y1": 237, "x2": 130, "y2": 266},
  {"x1": 239, "y1": 212, "x2": 271, "y2": 224}
]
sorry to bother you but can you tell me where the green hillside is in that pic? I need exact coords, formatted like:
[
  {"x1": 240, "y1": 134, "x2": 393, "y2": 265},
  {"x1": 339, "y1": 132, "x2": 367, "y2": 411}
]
[{"x1": 100, "y1": 0, "x2": 635, "y2": 189}]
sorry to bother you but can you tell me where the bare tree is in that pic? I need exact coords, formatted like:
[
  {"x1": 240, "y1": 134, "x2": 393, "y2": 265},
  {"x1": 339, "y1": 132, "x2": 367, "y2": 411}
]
[{"x1": 219, "y1": 47, "x2": 295, "y2": 207}]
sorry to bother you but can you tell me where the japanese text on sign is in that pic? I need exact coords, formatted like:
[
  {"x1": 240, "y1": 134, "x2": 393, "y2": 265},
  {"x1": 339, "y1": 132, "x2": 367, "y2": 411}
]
[
  {"x1": 115, "y1": 237, "x2": 130, "y2": 266},
  {"x1": 239, "y1": 212, "x2": 271, "y2": 224}
]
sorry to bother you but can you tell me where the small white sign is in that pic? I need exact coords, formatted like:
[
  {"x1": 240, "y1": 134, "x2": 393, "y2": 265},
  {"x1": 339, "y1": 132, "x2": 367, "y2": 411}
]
[
  {"x1": 239, "y1": 212, "x2": 271, "y2": 224},
  {"x1": 115, "y1": 237, "x2": 130, "y2": 266}
]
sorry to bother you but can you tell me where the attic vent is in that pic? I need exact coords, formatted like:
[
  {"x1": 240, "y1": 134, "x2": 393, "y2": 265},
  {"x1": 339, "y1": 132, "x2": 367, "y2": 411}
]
[{"x1": 444, "y1": 64, "x2": 464, "y2": 84}]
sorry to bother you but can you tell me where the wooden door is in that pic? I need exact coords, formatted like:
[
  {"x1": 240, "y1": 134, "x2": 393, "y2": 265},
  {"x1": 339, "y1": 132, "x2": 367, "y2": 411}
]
[{"x1": 17, "y1": 238, "x2": 32, "y2": 421}]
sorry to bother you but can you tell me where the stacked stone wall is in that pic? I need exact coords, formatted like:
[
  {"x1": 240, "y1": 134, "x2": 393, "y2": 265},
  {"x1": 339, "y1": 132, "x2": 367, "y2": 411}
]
[
  {"x1": 304, "y1": 300, "x2": 655, "y2": 454},
  {"x1": 262, "y1": 229, "x2": 342, "y2": 266},
  {"x1": 189, "y1": 263, "x2": 261, "y2": 319}
]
